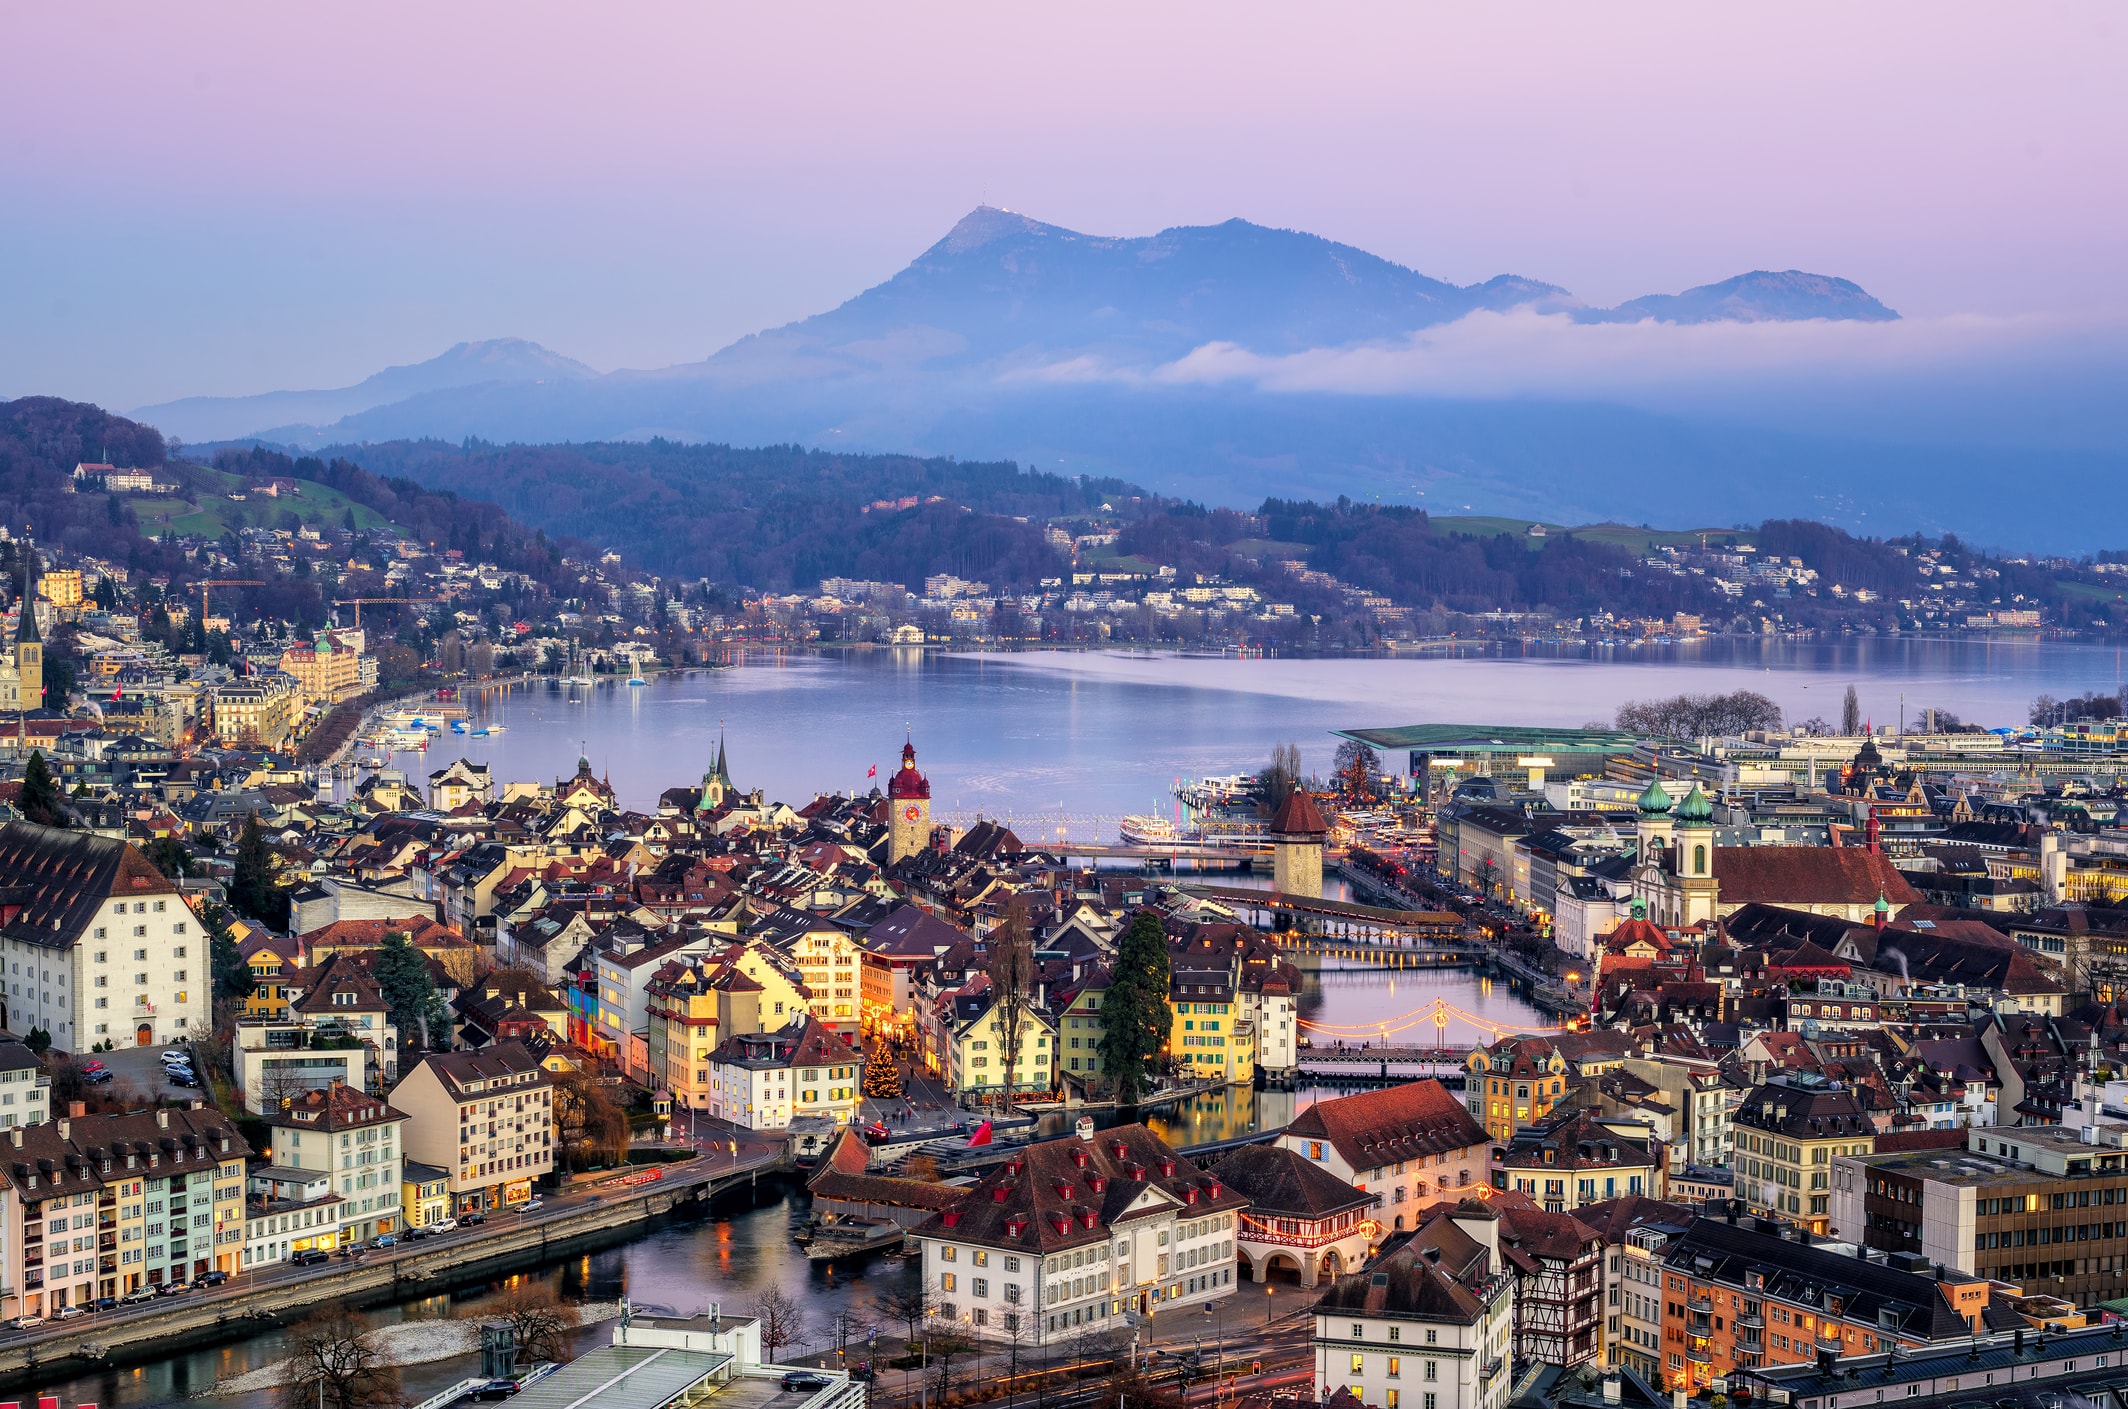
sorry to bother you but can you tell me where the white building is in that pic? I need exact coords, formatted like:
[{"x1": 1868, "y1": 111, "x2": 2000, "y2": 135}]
[
  {"x1": 704, "y1": 1015, "x2": 860, "y2": 1131},
  {"x1": 0, "y1": 823, "x2": 208, "y2": 1050},
  {"x1": 252, "y1": 1081, "x2": 406, "y2": 1255},
  {"x1": 1279, "y1": 1082, "x2": 1495, "y2": 1234},
  {"x1": 0, "y1": 1040, "x2": 49, "y2": 1127},
  {"x1": 912, "y1": 1121, "x2": 1250, "y2": 1346},
  {"x1": 1312, "y1": 1201, "x2": 1514, "y2": 1409},
  {"x1": 388, "y1": 1041, "x2": 555, "y2": 1214}
]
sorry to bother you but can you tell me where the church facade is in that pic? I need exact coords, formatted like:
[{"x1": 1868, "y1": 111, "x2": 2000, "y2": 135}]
[{"x1": 0, "y1": 573, "x2": 43, "y2": 713}]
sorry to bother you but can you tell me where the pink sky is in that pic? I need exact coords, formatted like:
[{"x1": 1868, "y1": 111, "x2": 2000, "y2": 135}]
[{"x1": 3, "y1": 2, "x2": 2121, "y2": 407}]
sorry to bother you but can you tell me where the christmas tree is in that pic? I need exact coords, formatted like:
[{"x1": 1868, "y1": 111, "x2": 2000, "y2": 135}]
[{"x1": 862, "y1": 1043, "x2": 904, "y2": 1100}]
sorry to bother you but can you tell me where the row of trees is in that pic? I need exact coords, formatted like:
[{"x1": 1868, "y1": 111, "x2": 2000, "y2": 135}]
[{"x1": 1614, "y1": 689, "x2": 1783, "y2": 740}]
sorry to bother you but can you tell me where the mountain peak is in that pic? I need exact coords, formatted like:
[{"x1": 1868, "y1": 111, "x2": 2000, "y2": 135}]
[
  {"x1": 937, "y1": 206, "x2": 1071, "y2": 255},
  {"x1": 1585, "y1": 269, "x2": 1899, "y2": 324}
]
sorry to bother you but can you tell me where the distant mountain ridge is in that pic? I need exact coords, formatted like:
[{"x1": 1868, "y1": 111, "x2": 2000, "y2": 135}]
[{"x1": 135, "y1": 337, "x2": 595, "y2": 443}]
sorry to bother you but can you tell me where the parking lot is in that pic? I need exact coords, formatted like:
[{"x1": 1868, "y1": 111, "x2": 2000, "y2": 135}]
[{"x1": 80, "y1": 1040, "x2": 204, "y2": 1101}]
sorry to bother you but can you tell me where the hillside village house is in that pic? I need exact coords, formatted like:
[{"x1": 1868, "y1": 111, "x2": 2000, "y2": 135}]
[
  {"x1": 1280, "y1": 1082, "x2": 1494, "y2": 1235},
  {"x1": 388, "y1": 1042, "x2": 554, "y2": 1214},
  {"x1": 913, "y1": 1121, "x2": 1249, "y2": 1345}
]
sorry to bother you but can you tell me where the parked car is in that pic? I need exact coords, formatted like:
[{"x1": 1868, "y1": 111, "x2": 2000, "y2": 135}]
[
  {"x1": 91, "y1": 1297, "x2": 118, "y2": 1312},
  {"x1": 781, "y1": 1372, "x2": 831, "y2": 1392},
  {"x1": 292, "y1": 1250, "x2": 330, "y2": 1267},
  {"x1": 160, "y1": 1049, "x2": 187, "y2": 1062},
  {"x1": 371, "y1": 1235, "x2": 398, "y2": 1248},
  {"x1": 6, "y1": 1315, "x2": 45, "y2": 1329},
  {"x1": 197, "y1": 1271, "x2": 228, "y2": 1287},
  {"x1": 80, "y1": 1059, "x2": 105, "y2": 1074},
  {"x1": 461, "y1": 1212, "x2": 487, "y2": 1226},
  {"x1": 55, "y1": 1305, "x2": 87, "y2": 1320},
  {"x1": 405, "y1": 1227, "x2": 434, "y2": 1242},
  {"x1": 85, "y1": 1070, "x2": 114, "y2": 1084},
  {"x1": 523, "y1": 1198, "x2": 544, "y2": 1211},
  {"x1": 156, "y1": 1280, "x2": 190, "y2": 1295},
  {"x1": 428, "y1": 1217, "x2": 459, "y2": 1233},
  {"x1": 120, "y1": 1290, "x2": 157, "y2": 1306},
  {"x1": 171, "y1": 1073, "x2": 199, "y2": 1087}
]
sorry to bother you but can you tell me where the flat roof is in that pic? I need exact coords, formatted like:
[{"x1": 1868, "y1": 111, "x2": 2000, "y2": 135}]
[
  {"x1": 508, "y1": 1346, "x2": 733, "y2": 1409},
  {"x1": 1333, "y1": 724, "x2": 1642, "y2": 754}
]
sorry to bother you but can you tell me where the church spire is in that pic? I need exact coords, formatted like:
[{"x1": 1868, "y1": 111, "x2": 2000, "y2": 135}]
[{"x1": 15, "y1": 562, "x2": 38, "y2": 646}]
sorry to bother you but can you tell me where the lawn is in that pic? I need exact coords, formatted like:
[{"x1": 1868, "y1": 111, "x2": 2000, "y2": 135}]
[{"x1": 136, "y1": 467, "x2": 395, "y2": 537}]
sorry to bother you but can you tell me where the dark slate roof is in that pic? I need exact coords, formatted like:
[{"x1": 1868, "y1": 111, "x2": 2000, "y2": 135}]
[
  {"x1": 1734, "y1": 1083, "x2": 1874, "y2": 1138},
  {"x1": 1312, "y1": 1201, "x2": 1501, "y2": 1325},
  {"x1": 911, "y1": 1122, "x2": 1249, "y2": 1256},
  {"x1": 0, "y1": 820, "x2": 177, "y2": 949},
  {"x1": 1211, "y1": 1143, "x2": 1373, "y2": 1220},
  {"x1": 397, "y1": 1039, "x2": 550, "y2": 1102},
  {"x1": 1661, "y1": 1215, "x2": 1968, "y2": 1341}
]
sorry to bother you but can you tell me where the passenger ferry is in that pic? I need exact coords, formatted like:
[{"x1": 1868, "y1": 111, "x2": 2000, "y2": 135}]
[{"x1": 1120, "y1": 814, "x2": 1198, "y2": 845}]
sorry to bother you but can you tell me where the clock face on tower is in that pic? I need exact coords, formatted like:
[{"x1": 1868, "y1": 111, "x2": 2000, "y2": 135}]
[{"x1": 902, "y1": 804, "x2": 922, "y2": 822}]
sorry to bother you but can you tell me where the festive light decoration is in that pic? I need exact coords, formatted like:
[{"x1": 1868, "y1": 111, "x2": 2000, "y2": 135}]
[
  {"x1": 862, "y1": 1043, "x2": 905, "y2": 1099},
  {"x1": 1297, "y1": 996, "x2": 1573, "y2": 1044}
]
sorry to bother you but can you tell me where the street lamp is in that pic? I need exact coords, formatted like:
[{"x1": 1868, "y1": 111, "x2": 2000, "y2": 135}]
[{"x1": 1266, "y1": 1282, "x2": 1275, "y2": 1324}]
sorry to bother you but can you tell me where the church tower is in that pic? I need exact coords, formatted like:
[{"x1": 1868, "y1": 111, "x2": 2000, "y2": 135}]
[
  {"x1": 696, "y1": 732, "x2": 734, "y2": 814},
  {"x1": 1672, "y1": 781, "x2": 1719, "y2": 925},
  {"x1": 10, "y1": 564, "x2": 39, "y2": 713},
  {"x1": 887, "y1": 739, "x2": 932, "y2": 863}
]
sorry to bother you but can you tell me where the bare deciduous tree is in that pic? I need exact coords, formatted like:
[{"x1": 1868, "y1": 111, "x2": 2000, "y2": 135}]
[
  {"x1": 478, "y1": 1281, "x2": 580, "y2": 1365},
  {"x1": 990, "y1": 894, "x2": 1036, "y2": 1107},
  {"x1": 753, "y1": 1284, "x2": 808, "y2": 1363},
  {"x1": 876, "y1": 1281, "x2": 933, "y2": 1347},
  {"x1": 279, "y1": 1309, "x2": 401, "y2": 1409}
]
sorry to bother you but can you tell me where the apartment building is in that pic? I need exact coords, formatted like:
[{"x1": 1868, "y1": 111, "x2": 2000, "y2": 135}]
[
  {"x1": 0, "y1": 1040, "x2": 48, "y2": 1128},
  {"x1": 1493, "y1": 1110, "x2": 1663, "y2": 1213},
  {"x1": 763, "y1": 920, "x2": 863, "y2": 1036},
  {"x1": 0, "y1": 822, "x2": 208, "y2": 1051},
  {"x1": 1654, "y1": 1214, "x2": 1982, "y2": 1392},
  {"x1": 207, "y1": 675, "x2": 298, "y2": 748},
  {"x1": 703, "y1": 1015, "x2": 860, "y2": 1132},
  {"x1": 1, "y1": 1102, "x2": 249, "y2": 1316},
  {"x1": 1281, "y1": 1082, "x2": 1494, "y2": 1236},
  {"x1": 1831, "y1": 1121, "x2": 2128, "y2": 1312},
  {"x1": 913, "y1": 1121, "x2": 1249, "y2": 1345},
  {"x1": 253, "y1": 1082, "x2": 407, "y2": 1252},
  {"x1": 277, "y1": 634, "x2": 363, "y2": 706},
  {"x1": 644, "y1": 944, "x2": 813, "y2": 1110},
  {"x1": 1213, "y1": 1142, "x2": 1375, "y2": 1286},
  {"x1": 1464, "y1": 1036, "x2": 1569, "y2": 1143},
  {"x1": 1312, "y1": 1200, "x2": 1514, "y2": 1409},
  {"x1": 1733, "y1": 1079, "x2": 1877, "y2": 1235},
  {"x1": 389, "y1": 1042, "x2": 555, "y2": 1214}
]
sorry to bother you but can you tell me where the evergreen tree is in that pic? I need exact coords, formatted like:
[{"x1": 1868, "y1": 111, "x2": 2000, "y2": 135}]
[
  {"x1": 1096, "y1": 911, "x2": 1172, "y2": 1103},
  {"x1": 375, "y1": 929, "x2": 444, "y2": 1053},
  {"x1": 204, "y1": 902, "x2": 252, "y2": 1005},
  {"x1": 18, "y1": 751, "x2": 65, "y2": 827},
  {"x1": 231, "y1": 813, "x2": 288, "y2": 928},
  {"x1": 862, "y1": 1043, "x2": 904, "y2": 1100}
]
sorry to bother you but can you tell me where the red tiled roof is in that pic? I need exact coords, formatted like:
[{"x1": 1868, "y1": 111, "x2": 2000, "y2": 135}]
[
  {"x1": 1282, "y1": 1079, "x2": 1489, "y2": 1170},
  {"x1": 1713, "y1": 847, "x2": 1921, "y2": 907}
]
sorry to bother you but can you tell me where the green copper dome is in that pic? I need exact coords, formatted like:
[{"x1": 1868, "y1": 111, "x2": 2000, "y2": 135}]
[
  {"x1": 1874, "y1": 890, "x2": 1891, "y2": 915},
  {"x1": 1674, "y1": 782, "x2": 1715, "y2": 825},
  {"x1": 1636, "y1": 778, "x2": 1673, "y2": 815}
]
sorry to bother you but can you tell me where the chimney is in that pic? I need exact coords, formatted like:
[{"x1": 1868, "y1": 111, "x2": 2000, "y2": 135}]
[
  {"x1": 56, "y1": 1120, "x2": 68, "y2": 1141},
  {"x1": 156, "y1": 1109, "x2": 170, "y2": 1130},
  {"x1": 8, "y1": 1128, "x2": 19, "y2": 1148},
  {"x1": 68, "y1": 1101, "x2": 84, "y2": 1119},
  {"x1": 1450, "y1": 1198, "x2": 1500, "y2": 1263}
]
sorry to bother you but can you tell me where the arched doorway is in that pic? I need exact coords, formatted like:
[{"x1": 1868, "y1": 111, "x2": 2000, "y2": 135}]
[
  {"x1": 1263, "y1": 1251, "x2": 1309, "y2": 1285},
  {"x1": 1318, "y1": 1248, "x2": 1346, "y2": 1285},
  {"x1": 136, "y1": 1024, "x2": 153, "y2": 1046}
]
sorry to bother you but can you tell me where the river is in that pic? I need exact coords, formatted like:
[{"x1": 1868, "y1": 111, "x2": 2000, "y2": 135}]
[{"x1": 115, "y1": 641, "x2": 2098, "y2": 1408}]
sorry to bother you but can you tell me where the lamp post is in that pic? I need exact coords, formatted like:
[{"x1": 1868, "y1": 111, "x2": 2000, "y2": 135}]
[{"x1": 1266, "y1": 1281, "x2": 1276, "y2": 1325}]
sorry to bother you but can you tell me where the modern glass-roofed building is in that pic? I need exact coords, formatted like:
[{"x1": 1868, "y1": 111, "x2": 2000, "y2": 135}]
[{"x1": 1331, "y1": 724, "x2": 1643, "y2": 788}]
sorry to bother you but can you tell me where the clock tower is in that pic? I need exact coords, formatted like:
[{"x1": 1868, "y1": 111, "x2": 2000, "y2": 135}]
[{"x1": 887, "y1": 739, "x2": 932, "y2": 863}]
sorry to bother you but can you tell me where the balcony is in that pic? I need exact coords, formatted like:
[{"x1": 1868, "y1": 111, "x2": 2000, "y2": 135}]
[
  {"x1": 1687, "y1": 1345, "x2": 1713, "y2": 1366},
  {"x1": 1737, "y1": 1312, "x2": 1764, "y2": 1329},
  {"x1": 1479, "y1": 1358, "x2": 1505, "y2": 1384},
  {"x1": 97, "y1": 1234, "x2": 116, "y2": 1252}
]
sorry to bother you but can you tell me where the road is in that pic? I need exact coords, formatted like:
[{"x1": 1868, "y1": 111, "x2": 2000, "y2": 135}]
[{"x1": 0, "y1": 1142, "x2": 785, "y2": 1350}]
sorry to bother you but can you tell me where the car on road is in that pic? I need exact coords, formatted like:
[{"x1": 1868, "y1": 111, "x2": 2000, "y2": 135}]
[
  {"x1": 780, "y1": 1373, "x2": 831, "y2": 1391},
  {"x1": 120, "y1": 1290, "x2": 157, "y2": 1306},
  {"x1": 55, "y1": 1305, "x2": 87, "y2": 1320},
  {"x1": 292, "y1": 1250, "x2": 331, "y2": 1267},
  {"x1": 429, "y1": 1217, "x2": 459, "y2": 1233},
  {"x1": 91, "y1": 1297, "x2": 118, "y2": 1312},
  {"x1": 461, "y1": 1212, "x2": 487, "y2": 1226},
  {"x1": 405, "y1": 1226, "x2": 434, "y2": 1241},
  {"x1": 372, "y1": 1234, "x2": 398, "y2": 1248},
  {"x1": 6, "y1": 1315, "x2": 45, "y2": 1329},
  {"x1": 523, "y1": 1198, "x2": 543, "y2": 1211},
  {"x1": 198, "y1": 1271, "x2": 228, "y2": 1287},
  {"x1": 156, "y1": 1280, "x2": 190, "y2": 1296},
  {"x1": 848, "y1": 1366, "x2": 875, "y2": 1383}
]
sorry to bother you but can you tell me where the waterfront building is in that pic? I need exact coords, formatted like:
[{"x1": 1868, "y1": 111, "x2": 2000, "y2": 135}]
[
  {"x1": 1311, "y1": 1200, "x2": 1514, "y2": 1409},
  {"x1": 389, "y1": 1041, "x2": 555, "y2": 1214},
  {"x1": 277, "y1": 633, "x2": 364, "y2": 706},
  {"x1": 703, "y1": 1014, "x2": 860, "y2": 1131},
  {"x1": 401, "y1": 1159, "x2": 450, "y2": 1230},
  {"x1": 253, "y1": 1081, "x2": 407, "y2": 1251},
  {"x1": 2, "y1": 1101, "x2": 249, "y2": 1316},
  {"x1": 1213, "y1": 1141, "x2": 1374, "y2": 1285},
  {"x1": 930, "y1": 973, "x2": 1056, "y2": 1098},
  {"x1": 427, "y1": 758, "x2": 493, "y2": 811},
  {"x1": 0, "y1": 821, "x2": 207, "y2": 1050},
  {"x1": 207, "y1": 673, "x2": 299, "y2": 748},
  {"x1": 912, "y1": 1120, "x2": 1249, "y2": 1344},
  {"x1": 1280, "y1": 1081, "x2": 1494, "y2": 1236}
]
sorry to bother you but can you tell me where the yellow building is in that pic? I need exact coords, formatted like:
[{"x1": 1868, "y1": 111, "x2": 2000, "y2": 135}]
[
  {"x1": 1054, "y1": 975, "x2": 1109, "y2": 1081},
  {"x1": 1732, "y1": 1081, "x2": 1876, "y2": 1235},
  {"x1": 783, "y1": 925, "x2": 863, "y2": 1035},
  {"x1": 1464, "y1": 1035, "x2": 1568, "y2": 1143},
  {"x1": 401, "y1": 1160, "x2": 451, "y2": 1229},
  {"x1": 209, "y1": 675, "x2": 299, "y2": 748},
  {"x1": 240, "y1": 931, "x2": 296, "y2": 1020},
  {"x1": 278, "y1": 634, "x2": 364, "y2": 706},
  {"x1": 939, "y1": 987, "x2": 1055, "y2": 1097},
  {"x1": 645, "y1": 943, "x2": 813, "y2": 1111},
  {"x1": 1168, "y1": 994, "x2": 1256, "y2": 1083},
  {"x1": 37, "y1": 570, "x2": 82, "y2": 608}
]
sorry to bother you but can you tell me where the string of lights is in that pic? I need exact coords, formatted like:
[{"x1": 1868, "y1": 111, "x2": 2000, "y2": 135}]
[{"x1": 1296, "y1": 995, "x2": 1573, "y2": 1043}]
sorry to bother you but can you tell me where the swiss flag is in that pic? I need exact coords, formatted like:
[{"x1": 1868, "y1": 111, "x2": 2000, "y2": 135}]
[{"x1": 867, "y1": 764, "x2": 877, "y2": 778}]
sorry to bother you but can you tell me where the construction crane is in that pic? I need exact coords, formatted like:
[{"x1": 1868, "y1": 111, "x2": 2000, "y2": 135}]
[
  {"x1": 337, "y1": 596, "x2": 441, "y2": 629},
  {"x1": 194, "y1": 579, "x2": 265, "y2": 622}
]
